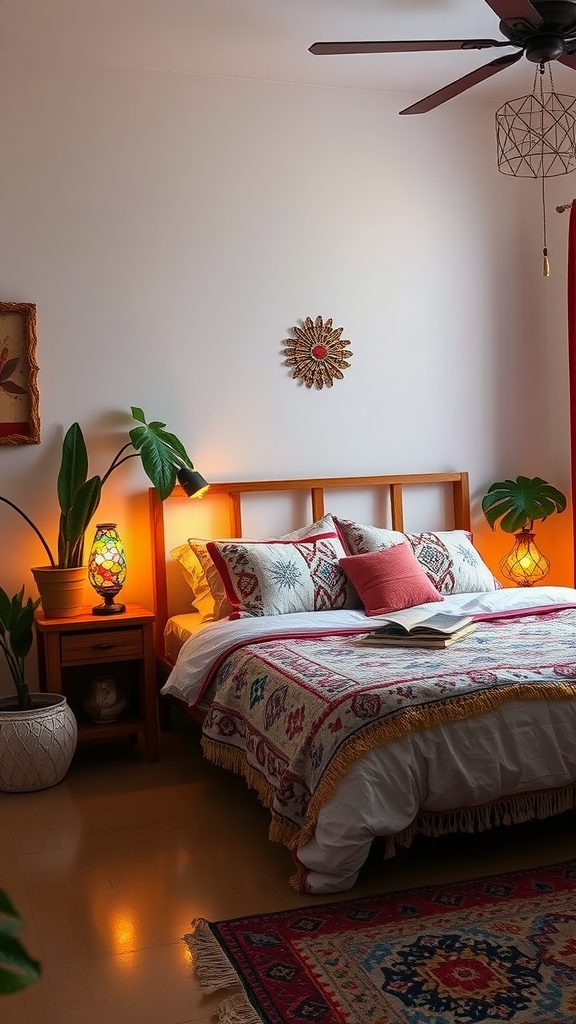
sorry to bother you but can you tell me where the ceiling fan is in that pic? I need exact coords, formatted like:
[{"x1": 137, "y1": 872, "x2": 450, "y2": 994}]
[{"x1": 309, "y1": 0, "x2": 576, "y2": 114}]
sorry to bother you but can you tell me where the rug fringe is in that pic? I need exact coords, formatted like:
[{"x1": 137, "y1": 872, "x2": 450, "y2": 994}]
[
  {"x1": 184, "y1": 919, "x2": 240, "y2": 994},
  {"x1": 218, "y1": 993, "x2": 264, "y2": 1024}
]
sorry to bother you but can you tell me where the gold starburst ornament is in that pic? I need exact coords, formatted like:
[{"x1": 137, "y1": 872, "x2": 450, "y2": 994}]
[{"x1": 283, "y1": 316, "x2": 353, "y2": 390}]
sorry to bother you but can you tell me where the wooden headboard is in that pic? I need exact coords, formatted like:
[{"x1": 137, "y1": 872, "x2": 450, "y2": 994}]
[{"x1": 149, "y1": 471, "x2": 470, "y2": 670}]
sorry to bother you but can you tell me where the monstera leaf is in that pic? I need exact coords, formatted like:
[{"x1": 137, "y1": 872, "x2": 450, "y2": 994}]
[
  {"x1": 128, "y1": 407, "x2": 195, "y2": 501},
  {"x1": 482, "y1": 476, "x2": 567, "y2": 534}
]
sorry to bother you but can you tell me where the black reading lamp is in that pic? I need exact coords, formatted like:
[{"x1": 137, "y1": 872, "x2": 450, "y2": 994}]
[{"x1": 177, "y1": 467, "x2": 210, "y2": 498}]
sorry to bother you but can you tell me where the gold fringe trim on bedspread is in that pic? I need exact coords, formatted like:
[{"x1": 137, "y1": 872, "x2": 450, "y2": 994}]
[
  {"x1": 184, "y1": 919, "x2": 263, "y2": 1024},
  {"x1": 382, "y1": 781, "x2": 576, "y2": 859},
  {"x1": 201, "y1": 680, "x2": 576, "y2": 859},
  {"x1": 200, "y1": 679, "x2": 573, "y2": 847}
]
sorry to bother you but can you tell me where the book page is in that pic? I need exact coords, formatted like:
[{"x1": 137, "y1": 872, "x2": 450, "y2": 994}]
[
  {"x1": 410, "y1": 612, "x2": 473, "y2": 634},
  {"x1": 374, "y1": 609, "x2": 473, "y2": 635},
  {"x1": 374, "y1": 607, "x2": 442, "y2": 631}
]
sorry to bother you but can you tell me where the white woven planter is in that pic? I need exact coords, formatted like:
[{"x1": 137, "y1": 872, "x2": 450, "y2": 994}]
[{"x1": 0, "y1": 694, "x2": 78, "y2": 793}]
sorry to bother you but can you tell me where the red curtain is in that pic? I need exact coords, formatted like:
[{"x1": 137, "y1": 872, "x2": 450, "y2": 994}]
[{"x1": 568, "y1": 201, "x2": 576, "y2": 584}]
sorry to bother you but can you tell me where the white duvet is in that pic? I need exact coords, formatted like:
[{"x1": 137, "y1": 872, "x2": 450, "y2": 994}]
[{"x1": 163, "y1": 587, "x2": 576, "y2": 893}]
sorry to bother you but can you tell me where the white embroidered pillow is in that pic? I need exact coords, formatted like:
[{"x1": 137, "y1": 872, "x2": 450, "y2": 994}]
[
  {"x1": 171, "y1": 514, "x2": 345, "y2": 622},
  {"x1": 335, "y1": 519, "x2": 404, "y2": 556},
  {"x1": 206, "y1": 533, "x2": 349, "y2": 617},
  {"x1": 406, "y1": 531, "x2": 500, "y2": 594},
  {"x1": 335, "y1": 517, "x2": 499, "y2": 595}
]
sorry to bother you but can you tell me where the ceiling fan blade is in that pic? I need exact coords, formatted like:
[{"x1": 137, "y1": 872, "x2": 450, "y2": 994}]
[
  {"x1": 309, "y1": 39, "x2": 509, "y2": 55},
  {"x1": 559, "y1": 51, "x2": 576, "y2": 69},
  {"x1": 399, "y1": 50, "x2": 523, "y2": 115},
  {"x1": 483, "y1": 0, "x2": 543, "y2": 25}
]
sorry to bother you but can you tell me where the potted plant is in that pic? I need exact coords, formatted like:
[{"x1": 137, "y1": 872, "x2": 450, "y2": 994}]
[
  {"x1": 0, "y1": 889, "x2": 40, "y2": 993},
  {"x1": 0, "y1": 584, "x2": 77, "y2": 791},
  {"x1": 482, "y1": 475, "x2": 566, "y2": 586},
  {"x1": 0, "y1": 406, "x2": 207, "y2": 617}
]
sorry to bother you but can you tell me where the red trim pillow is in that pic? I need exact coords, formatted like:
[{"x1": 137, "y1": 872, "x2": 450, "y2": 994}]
[
  {"x1": 206, "y1": 533, "x2": 350, "y2": 617},
  {"x1": 171, "y1": 513, "x2": 349, "y2": 622},
  {"x1": 339, "y1": 543, "x2": 444, "y2": 616}
]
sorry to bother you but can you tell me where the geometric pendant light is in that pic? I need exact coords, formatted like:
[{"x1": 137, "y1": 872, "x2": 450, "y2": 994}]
[{"x1": 495, "y1": 63, "x2": 576, "y2": 275}]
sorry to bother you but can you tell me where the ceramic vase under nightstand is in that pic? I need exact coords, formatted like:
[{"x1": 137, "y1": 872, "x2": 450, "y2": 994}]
[{"x1": 82, "y1": 676, "x2": 127, "y2": 724}]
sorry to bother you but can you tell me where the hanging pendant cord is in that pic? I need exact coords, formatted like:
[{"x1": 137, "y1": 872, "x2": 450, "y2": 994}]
[
  {"x1": 539, "y1": 63, "x2": 550, "y2": 276},
  {"x1": 542, "y1": 173, "x2": 550, "y2": 276}
]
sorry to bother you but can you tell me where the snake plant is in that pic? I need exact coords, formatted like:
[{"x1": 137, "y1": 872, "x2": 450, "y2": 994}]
[{"x1": 0, "y1": 585, "x2": 40, "y2": 709}]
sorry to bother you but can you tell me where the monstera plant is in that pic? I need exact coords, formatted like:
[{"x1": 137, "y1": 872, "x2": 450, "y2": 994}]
[
  {"x1": 482, "y1": 475, "x2": 566, "y2": 587},
  {"x1": 481, "y1": 475, "x2": 567, "y2": 533},
  {"x1": 0, "y1": 406, "x2": 204, "y2": 569}
]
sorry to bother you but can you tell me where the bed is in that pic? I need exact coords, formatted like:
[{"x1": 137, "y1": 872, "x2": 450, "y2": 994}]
[{"x1": 150, "y1": 473, "x2": 576, "y2": 894}]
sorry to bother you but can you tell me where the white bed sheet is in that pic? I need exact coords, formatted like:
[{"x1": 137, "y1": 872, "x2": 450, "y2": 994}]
[
  {"x1": 162, "y1": 587, "x2": 576, "y2": 893},
  {"x1": 163, "y1": 612, "x2": 209, "y2": 665}
]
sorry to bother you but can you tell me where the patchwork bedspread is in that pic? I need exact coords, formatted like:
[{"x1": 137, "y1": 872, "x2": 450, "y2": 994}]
[{"x1": 200, "y1": 608, "x2": 576, "y2": 849}]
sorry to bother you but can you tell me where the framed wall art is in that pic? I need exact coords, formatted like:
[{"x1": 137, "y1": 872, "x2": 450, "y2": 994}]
[{"x1": 0, "y1": 302, "x2": 40, "y2": 445}]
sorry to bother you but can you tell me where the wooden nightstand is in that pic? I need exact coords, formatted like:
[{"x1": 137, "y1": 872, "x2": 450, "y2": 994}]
[{"x1": 34, "y1": 603, "x2": 159, "y2": 762}]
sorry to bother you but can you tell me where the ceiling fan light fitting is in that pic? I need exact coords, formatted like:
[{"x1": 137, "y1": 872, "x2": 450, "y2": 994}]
[{"x1": 524, "y1": 33, "x2": 566, "y2": 61}]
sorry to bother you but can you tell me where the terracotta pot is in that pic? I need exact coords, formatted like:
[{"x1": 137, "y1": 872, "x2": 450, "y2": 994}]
[
  {"x1": 31, "y1": 565, "x2": 87, "y2": 618},
  {"x1": 0, "y1": 694, "x2": 78, "y2": 792}
]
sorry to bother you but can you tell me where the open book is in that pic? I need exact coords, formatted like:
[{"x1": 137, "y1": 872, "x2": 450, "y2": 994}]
[{"x1": 359, "y1": 609, "x2": 476, "y2": 649}]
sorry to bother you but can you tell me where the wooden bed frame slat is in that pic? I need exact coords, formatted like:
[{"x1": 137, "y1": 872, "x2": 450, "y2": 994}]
[{"x1": 149, "y1": 471, "x2": 471, "y2": 679}]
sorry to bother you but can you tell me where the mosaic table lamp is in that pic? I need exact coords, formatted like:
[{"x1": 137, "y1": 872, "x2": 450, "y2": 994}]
[{"x1": 88, "y1": 523, "x2": 127, "y2": 614}]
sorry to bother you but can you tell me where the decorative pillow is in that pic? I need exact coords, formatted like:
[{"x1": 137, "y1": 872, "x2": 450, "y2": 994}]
[
  {"x1": 335, "y1": 519, "x2": 405, "y2": 556},
  {"x1": 406, "y1": 531, "x2": 500, "y2": 594},
  {"x1": 206, "y1": 533, "x2": 350, "y2": 617},
  {"x1": 334, "y1": 517, "x2": 499, "y2": 595},
  {"x1": 170, "y1": 541, "x2": 226, "y2": 621},
  {"x1": 171, "y1": 514, "x2": 349, "y2": 622},
  {"x1": 339, "y1": 544, "x2": 444, "y2": 616}
]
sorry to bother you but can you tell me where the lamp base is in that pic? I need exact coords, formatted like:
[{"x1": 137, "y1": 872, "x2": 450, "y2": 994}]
[{"x1": 92, "y1": 599, "x2": 126, "y2": 616}]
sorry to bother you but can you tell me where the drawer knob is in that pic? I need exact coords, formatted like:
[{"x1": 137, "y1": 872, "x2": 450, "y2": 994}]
[{"x1": 92, "y1": 642, "x2": 115, "y2": 650}]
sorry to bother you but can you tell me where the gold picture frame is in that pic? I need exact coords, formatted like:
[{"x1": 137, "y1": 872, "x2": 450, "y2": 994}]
[{"x1": 0, "y1": 302, "x2": 40, "y2": 445}]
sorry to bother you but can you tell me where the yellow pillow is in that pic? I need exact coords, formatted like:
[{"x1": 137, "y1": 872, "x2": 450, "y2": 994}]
[
  {"x1": 170, "y1": 542, "x2": 225, "y2": 621},
  {"x1": 170, "y1": 514, "x2": 341, "y2": 622}
]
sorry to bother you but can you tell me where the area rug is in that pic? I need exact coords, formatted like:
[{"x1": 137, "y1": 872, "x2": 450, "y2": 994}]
[{"x1": 185, "y1": 859, "x2": 576, "y2": 1024}]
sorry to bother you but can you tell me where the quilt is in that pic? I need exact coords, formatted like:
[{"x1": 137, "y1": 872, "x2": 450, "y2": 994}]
[{"x1": 200, "y1": 607, "x2": 576, "y2": 853}]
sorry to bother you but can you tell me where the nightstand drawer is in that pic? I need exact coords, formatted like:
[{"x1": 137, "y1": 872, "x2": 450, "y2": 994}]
[{"x1": 60, "y1": 628, "x2": 144, "y2": 664}]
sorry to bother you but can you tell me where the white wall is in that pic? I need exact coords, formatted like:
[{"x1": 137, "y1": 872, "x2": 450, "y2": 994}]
[{"x1": 0, "y1": 54, "x2": 568, "y2": 692}]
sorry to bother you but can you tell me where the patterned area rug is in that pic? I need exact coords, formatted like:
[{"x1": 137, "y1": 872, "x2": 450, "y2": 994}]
[{"x1": 186, "y1": 860, "x2": 576, "y2": 1024}]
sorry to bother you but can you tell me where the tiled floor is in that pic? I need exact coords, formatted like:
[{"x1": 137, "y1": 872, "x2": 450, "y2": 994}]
[{"x1": 2, "y1": 717, "x2": 576, "y2": 1023}]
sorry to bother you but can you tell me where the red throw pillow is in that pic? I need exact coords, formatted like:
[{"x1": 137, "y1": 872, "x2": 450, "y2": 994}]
[{"x1": 339, "y1": 543, "x2": 444, "y2": 616}]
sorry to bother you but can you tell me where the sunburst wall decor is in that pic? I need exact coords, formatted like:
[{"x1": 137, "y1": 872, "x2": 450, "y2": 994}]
[{"x1": 283, "y1": 316, "x2": 353, "y2": 390}]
